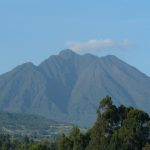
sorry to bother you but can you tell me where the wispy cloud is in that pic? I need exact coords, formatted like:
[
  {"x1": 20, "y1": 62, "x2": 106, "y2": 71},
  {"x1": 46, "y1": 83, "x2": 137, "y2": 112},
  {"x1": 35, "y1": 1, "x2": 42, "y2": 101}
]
[{"x1": 66, "y1": 39, "x2": 130, "y2": 54}]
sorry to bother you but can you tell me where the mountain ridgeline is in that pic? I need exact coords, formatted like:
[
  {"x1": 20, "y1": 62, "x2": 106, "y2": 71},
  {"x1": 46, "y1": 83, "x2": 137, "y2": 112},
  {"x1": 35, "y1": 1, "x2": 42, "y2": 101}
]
[{"x1": 0, "y1": 49, "x2": 150, "y2": 127}]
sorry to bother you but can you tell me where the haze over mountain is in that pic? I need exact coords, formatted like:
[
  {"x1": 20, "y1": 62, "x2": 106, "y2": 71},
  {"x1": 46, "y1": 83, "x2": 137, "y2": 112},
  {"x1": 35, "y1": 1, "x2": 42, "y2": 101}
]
[{"x1": 0, "y1": 49, "x2": 150, "y2": 127}]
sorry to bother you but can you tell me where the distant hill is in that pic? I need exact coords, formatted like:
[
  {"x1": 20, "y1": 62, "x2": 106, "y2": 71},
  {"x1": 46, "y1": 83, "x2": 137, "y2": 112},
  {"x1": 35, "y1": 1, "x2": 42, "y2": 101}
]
[
  {"x1": 0, "y1": 49, "x2": 150, "y2": 127},
  {"x1": 0, "y1": 112, "x2": 72, "y2": 139}
]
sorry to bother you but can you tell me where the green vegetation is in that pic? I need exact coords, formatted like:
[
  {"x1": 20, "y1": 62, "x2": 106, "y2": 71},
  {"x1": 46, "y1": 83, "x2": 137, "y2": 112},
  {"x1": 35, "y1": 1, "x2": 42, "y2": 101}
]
[
  {"x1": 0, "y1": 112, "x2": 72, "y2": 140},
  {"x1": 0, "y1": 96, "x2": 150, "y2": 150}
]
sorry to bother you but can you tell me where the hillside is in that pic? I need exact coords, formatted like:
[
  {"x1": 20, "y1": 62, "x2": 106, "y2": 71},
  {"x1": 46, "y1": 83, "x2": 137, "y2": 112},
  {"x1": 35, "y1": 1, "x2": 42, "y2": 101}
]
[
  {"x1": 0, "y1": 49, "x2": 150, "y2": 127},
  {"x1": 0, "y1": 112, "x2": 72, "y2": 139}
]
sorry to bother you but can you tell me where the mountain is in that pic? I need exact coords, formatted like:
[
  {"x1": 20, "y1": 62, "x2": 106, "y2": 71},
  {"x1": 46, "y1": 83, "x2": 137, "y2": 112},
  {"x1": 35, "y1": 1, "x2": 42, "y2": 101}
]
[
  {"x1": 0, "y1": 112, "x2": 72, "y2": 139},
  {"x1": 0, "y1": 49, "x2": 150, "y2": 127}
]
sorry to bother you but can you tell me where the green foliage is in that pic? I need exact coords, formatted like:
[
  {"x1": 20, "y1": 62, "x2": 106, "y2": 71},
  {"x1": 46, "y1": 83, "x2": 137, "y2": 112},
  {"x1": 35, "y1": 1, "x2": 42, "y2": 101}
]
[
  {"x1": 57, "y1": 127, "x2": 90, "y2": 150},
  {"x1": 29, "y1": 142, "x2": 50, "y2": 150},
  {"x1": 0, "y1": 96, "x2": 149, "y2": 150},
  {"x1": 143, "y1": 144, "x2": 150, "y2": 150},
  {"x1": 0, "y1": 112, "x2": 72, "y2": 140},
  {"x1": 57, "y1": 134, "x2": 72, "y2": 150},
  {"x1": 87, "y1": 96, "x2": 150, "y2": 150}
]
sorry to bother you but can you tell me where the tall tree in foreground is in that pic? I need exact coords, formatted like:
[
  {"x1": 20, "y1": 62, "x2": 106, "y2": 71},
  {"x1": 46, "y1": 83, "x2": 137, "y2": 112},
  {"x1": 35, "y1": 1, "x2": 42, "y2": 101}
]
[
  {"x1": 86, "y1": 96, "x2": 118, "y2": 150},
  {"x1": 87, "y1": 96, "x2": 150, "y2": 150}
]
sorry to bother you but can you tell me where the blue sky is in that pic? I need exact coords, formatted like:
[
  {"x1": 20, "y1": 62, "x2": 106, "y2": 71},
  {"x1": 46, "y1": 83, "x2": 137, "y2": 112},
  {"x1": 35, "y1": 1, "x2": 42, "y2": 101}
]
[{"x1": 0, "y1": 0, "x2": 150, "y2": 76}]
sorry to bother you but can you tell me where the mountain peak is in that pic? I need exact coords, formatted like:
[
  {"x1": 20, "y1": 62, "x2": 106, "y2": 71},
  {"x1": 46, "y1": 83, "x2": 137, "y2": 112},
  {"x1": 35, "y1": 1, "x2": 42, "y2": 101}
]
[
  {"x1": 59, "y1": 49, "x2": 78, "y2": 56},
  {"x1": 58, "y1": 49, "x2": 80, "y2": 60},
  {"x1": 0, "y1": 49, "x2": 150, "y2": 127}
]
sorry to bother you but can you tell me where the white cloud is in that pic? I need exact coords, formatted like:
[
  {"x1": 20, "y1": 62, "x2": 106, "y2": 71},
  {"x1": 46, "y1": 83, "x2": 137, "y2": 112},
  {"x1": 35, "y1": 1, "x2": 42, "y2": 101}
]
[{"x1": 66, "y1": 39, "x2": 130, "y2": 54}]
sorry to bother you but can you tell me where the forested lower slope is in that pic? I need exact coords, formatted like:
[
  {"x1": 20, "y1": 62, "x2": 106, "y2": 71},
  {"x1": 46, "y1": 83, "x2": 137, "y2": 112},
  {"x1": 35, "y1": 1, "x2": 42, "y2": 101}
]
[{"x1": 0, "y1": 96, "x2": 149, "y2": 150}]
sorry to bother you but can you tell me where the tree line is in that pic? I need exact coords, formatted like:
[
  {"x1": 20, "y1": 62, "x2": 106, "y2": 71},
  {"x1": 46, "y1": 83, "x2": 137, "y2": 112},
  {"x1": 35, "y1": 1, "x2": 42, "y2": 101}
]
[{"x1": 0, "y1": 96, "x2": 150, "y2": 150}]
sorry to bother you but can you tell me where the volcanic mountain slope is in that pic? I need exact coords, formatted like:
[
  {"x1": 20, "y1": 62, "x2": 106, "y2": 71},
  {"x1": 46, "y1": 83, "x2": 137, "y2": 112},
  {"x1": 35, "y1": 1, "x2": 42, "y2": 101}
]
[{"x1": 0, "y1": 49, "x2": 150, "y2": 127}]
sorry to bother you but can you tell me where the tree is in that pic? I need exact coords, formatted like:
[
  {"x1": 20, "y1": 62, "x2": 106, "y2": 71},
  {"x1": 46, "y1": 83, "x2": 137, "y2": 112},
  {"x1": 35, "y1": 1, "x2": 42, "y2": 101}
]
[
  {"x1": 142, "y1": 144, "x2": 150, "y2": 150},
  {"x1": 29, "y1": 143, "x2": 50, "y2": 150},
  {"x1": 0, "y1": 96, "x2": 149, "y2": 150},
  {"x1": 87, "y1": 96, "x2": 115, "y2": 150},
  {"x1": 57, "y1": 133, "x2": 72, "y2": 150},
  {"x1": 88, "y1": 96, "x2": 150, "y2": 150},
  {"x1": 69, "y1": 127, "x2": 88, "y2": 150}
]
